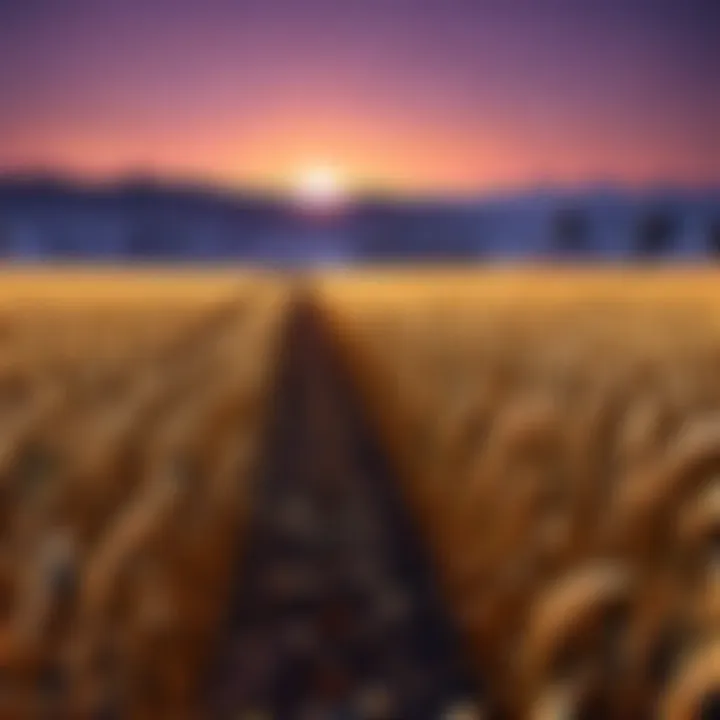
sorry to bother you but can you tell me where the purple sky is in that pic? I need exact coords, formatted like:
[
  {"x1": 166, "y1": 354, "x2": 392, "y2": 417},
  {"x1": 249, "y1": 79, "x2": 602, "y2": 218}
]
[{"x1": 0, "y1": 0, "x2": 718, "y2": 194}]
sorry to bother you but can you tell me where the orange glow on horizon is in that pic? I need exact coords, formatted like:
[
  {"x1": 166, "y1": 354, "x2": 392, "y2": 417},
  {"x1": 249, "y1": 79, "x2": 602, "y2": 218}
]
[{"x1": 2, "y1": 109, "x2": 718, "y2": 196}]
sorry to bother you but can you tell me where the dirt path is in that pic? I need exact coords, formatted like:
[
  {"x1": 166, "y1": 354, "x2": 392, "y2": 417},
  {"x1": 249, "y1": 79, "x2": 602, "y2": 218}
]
[{"x1": 204, "y1": 294, "x2": 480, "y2": 718}]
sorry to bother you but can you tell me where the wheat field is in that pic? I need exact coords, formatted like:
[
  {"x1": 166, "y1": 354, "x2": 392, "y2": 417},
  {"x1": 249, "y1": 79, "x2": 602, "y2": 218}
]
[{"x1": 0, "y1": 268, "x2": 718, "y2": 719}]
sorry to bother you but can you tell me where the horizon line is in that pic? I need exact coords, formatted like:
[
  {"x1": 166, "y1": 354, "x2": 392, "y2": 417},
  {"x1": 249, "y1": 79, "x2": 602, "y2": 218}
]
[{"x1": 1, "y1": 167, "x2": 719, "y2": 204}]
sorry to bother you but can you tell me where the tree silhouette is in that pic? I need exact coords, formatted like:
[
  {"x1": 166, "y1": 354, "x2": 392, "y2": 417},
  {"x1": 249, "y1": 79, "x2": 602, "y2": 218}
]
[
  {"x1": 552, "y1": 206, "x2": 590, "y2": 257},
  {"x1": 0, "y1": 220, "x2": 9, "y2": 257},
  {"x1": 634, "y1": 210, "x2": 678, "y2": 258},
  {"x1": 708, "y1": 218, "x2": 720, "y2": 257}
]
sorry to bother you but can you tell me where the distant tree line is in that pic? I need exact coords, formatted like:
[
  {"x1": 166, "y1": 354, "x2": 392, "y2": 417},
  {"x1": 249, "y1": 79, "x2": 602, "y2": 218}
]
[
  {"x1": 1, "y1": 184, "x2": 720, "y2": 262},
  {"x1": 550, "y1": 206, "x2": 687, "y2": 260}
]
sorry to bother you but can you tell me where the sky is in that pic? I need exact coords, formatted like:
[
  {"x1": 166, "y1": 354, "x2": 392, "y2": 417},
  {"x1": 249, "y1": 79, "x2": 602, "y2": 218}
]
[{"x1": 0, "y1": 0, "x2": 718, "y2": 196}]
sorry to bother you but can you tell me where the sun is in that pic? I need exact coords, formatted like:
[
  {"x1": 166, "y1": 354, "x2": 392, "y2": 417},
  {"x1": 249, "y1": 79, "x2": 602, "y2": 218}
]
[{"x1": 291, "y1": 164, "x2": 348, "y2": 209}]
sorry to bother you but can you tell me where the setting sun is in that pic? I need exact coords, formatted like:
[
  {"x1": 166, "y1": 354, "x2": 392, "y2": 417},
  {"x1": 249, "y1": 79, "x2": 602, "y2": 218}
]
[{"x1": 291, "y1": 165, "x2": 349, "y2": 209}]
